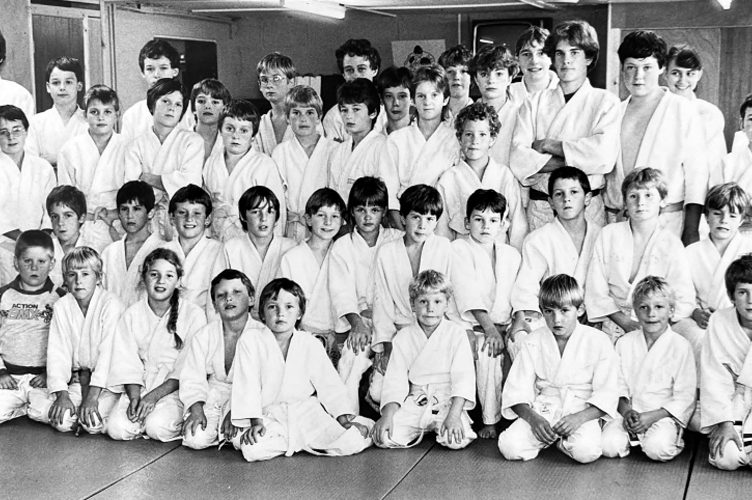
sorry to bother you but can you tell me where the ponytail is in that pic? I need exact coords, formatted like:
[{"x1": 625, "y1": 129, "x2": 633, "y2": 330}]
[{"x1": 168, "y1": 288, "x2": 182, "y2": 350}]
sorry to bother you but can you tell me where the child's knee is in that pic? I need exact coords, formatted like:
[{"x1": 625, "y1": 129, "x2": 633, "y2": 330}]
[
  {"x1": 709, "y1": 442, "x2": 748, "y2": 471},
  {"x1": 144, "y1": 413, "x2": 182, "y2": 442},
  {"x1": 497, "y1": 428, "x2": 539, "y2": 461},
  {"x1": 641, "y1": 434, "x2": 680, "y2": 462},
  {"x1": 107, "y1": 412, "x2": 141, "y2": 441},
  {"x1": 182, "y1": 426, "x2": 218, "y2": 450},
  {"x1": 600, "y1": 423, "x2": 629, "y2": 459},
  {"x1": 561, "y1": 436, "x2": 602, "y2": 464},
  {"x1": 26, "y1": 392, "x2": 53, "y2": 424}
]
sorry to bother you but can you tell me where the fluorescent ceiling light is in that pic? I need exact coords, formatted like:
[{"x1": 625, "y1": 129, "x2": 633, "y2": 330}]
[
  {"x1": 282, "y1": 0, "x2": 346, "y2": 19},
  {"x1": 479, "y1": 38, "x2": 494, "y2": 44},
  {"x1": 717, "y1": 0, "x2": 732, "y2": 8}
]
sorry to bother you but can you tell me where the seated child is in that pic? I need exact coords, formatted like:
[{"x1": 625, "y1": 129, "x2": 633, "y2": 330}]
[
  {"x1": 498, "y1": 274, "x2": 618, "y2": 463},
  {"x1": 230, "y1": 278, "x2": 374, "y2": 461},
  {"x1": 106, "y1": 248, "x2": 207, "y2": 441},
  {"x1": 31, "y1": 247, "x2": 125, "y2": 433},
  {"x1": 382, "y1": 65, "x2": 460, "y2": 228},
  {"x1": 278, "y1": 188, "x2": 345, "y2": 354},
  {"x1": 687, "y1": 183, "x2": 752, "y2": 355},
  {"x1": 0, "y1": 231, "x2": 65, "y2": 425},
  {"x1": 723, "y1": 94, "x2": 752, "y2": 203},
  {"x1": 700, "y1": 254, "x2": 752, "y2": 471},
  {"x1": 601, "y1": 276, "x2": 696, "y2": 462},
  {"x1": 180, "y1": 269, "x2": 263, "y2": 450},
  {"x1": 211, "y1": 186, "x2": 296, "y2": 321},
  {"x1": 121, "y1": 39, "x2": 181, "y2": 141},
  {"x1": 252, "y1": 53, "x2": 297, "y2": 155},
  {"x1": 450, "y1": 189, "x2": 521, "y2": 438},
  {"x1": 510, "y1": 167, "x2": 601, "y2": 349},
  {"x1": 162, "y1": 184, "x2": 222, "y2": 314},
  {"x1": 585, "y1": 168, "x2": 696, "y2": 343},
  {"x1": 509, "y1": 26, "x2": 558, "y2": 102},
  {"x1": 188, "y1": 78, "x2": 231, "y2": 162},
  {"x1": 122, "y1": 78, "x2": 204, "y2": 239},
  {"x1": 371, "y1": 184, "x2": 452, "y2": 404},
  {"x1": 100, "y1": 181, "x2": 165, "y2": 308},
  {"x1": 375, "y1": 66, "x2": 412, "y2": 135},
  {"x1": 203, "y1": 99, "x2": 286, "y2": 241},
  {"x1": 272, "y1": 85, "x2": 333, "y2": 242},
  {"x1": 331, "y1": 177, "x2": 403, "y2": 411},
  {"x1": 373, "y1": 270, "x2": 477, "y2": 449},
  {"x1": 26, "y1": 56, "x2": 88, "y2": 167},
  {"x1": 323, "y1": 39, "x2": 385, "y2": 142},
  {"x1": 438, "y1": 45, "x2": 473, "y2": 125},
  {"x1": 327, "y1": 78, "x2": 388, "y2": 207},
  {"x1": 46, "y1": 185, "x2": 95, "y2": 287},
  {"x1": 436, "y1": 101, "x2": 527, "y2": 249},
  {"x1": 57, "y1": 85, "x2": 129, "y2": 251}
]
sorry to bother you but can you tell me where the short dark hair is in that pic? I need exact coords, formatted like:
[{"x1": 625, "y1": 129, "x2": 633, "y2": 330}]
[
  {"x1": 704, "y1": 182, "x2": 750, "y2": 217},
  {"x1": 471, "y1": 45, "x2": 518, "y2": 79},
  {"x1": 348, "y1": 176, "x2": 389, "y2": 212},
  {"x1": 219, "y1": 99, "x2": 261, "y2": 138},
  {"x1": 138, "y1": 39, "x2": 180, "y2": 72},
  {"x1": 376, "y1": 66, "x2": 412, "y2": 97},
  {"x1": 258, "y1": 278, "x2": 307, "y2": 329},
  {"x1": 0, "y1": 30, "x2": 7, "y2": 65},
  {"x1": 335, "y1": 39, "x2": 381, "y2": 74},
  {"x1": 84, "y1": 85, "x2": 120, "y2": 113},
  {"x1": 399, "y1": 184, "x2": 443, "y2": 219},
  {"x1": 210, "y1": 268, "x2": 255, "y2": 303},
  {"x1": 617, "y1": 30, "x2": 668, "y2": 68},
  {"x1": 725, "y1": 254, "x2": 752, "y2": 299},
  {"x1": 15, "y1": 230, "x2": 54, "y2": 258},
  {"x1": 545, "y1": 20, "x2": 600, "y2": 70},
  {"x1": 741, "y1": 94, "x2": 752, "y2": 120},
  {"x1": 238, "y1": 186, "x2": 281, "y2": 230},
  {"x1": 0, "y1": 105, "x2": 29, "y2": 130},
  {"x1": 667, "y1": 45, "x2": 702, "y2": 71},
  {"x1": 466, "y1": 189, "x2": 507, "y2": 220},
  {"x1": 190, "y1": 78, "x2": 231, "y2": 111},
  {"x1": 305, "y1": 188, "x2": 346, "y2": 217},
  {"x1": 46, "y1": 185, "x2": 87, "y2": 219},
  {"x1": 547, "y1": 166, "x2": 591, "y2": 195},
  {"x1": 146, "y1": 78, "x2": 187, "y2": 118},
  {"x1": 438, "y1": 45, "x2": 473, "y2": 69},
  {"x1": 337, "y1": 78, "x2": 381, "y2": 118},
  {"x1": 410, "y1": 65, "x2": 449, "y2": 99},
  {"x1": 45, "y1": 56, "x2": 84, "y2": 83},
  {"x1": 117, "y1": 180, "x2": 156, "y2": 212},
  {"x1": 169, "y1": 184, "x2": 212, "y2": 216},
  {"x1": 454, "y1": 101, "x2": 501, "y2": 140},
  {"x1": 515, "y1": 26, "x2": 550, "y2": 56}
]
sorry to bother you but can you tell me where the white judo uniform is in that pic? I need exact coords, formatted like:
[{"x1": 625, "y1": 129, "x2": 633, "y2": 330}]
[
  {"x1": 29, "y1": 288, "x2": 125, "y2": 433},
  {"x1": 510, "y1": 80, "x2": 620, "y2": 229},
  {"x1": 378, "y1": 320, "x2": 477, "y2": 449},
  {"x1": 230, "y1": 327, "x2": 374, "y2": 461},
  {"x1": 601, "y1": 328, "x2": 696, "y2": 462},
  {"x1": 322, "y1": 104, "x2": 388, "y2": 143},
  {"x1": 700, "y1": 307, "x2": 752, "y2": 470},
  {"x1": 723, "y1": 148, "x2": 752, "y2": 193},
  {"x1": 252, "y1": 112, "x2": 293, "y2": 156},
  {"x1": 120, "y1": 100, "x2": 192, "y2": 143},
  {"x1": 203, "y1": 145, "x2": 287, "y2": 241},
  {"x1": 26, "y1": 106, "x2": 88, "y2": 166},
  {"x1": 498, "y1": 324, "x2": 619, "y2": 463},
  {"x1": 327, "y1": 130, "x2": 388, "y2": 210},
  {"x1": 106, "y1": 298, "x2": 207, "y2": 442},
  {"x1": 687, "y1": 234, "x2": 752, "y2": 314},
  {"x1": 488, "y1": 98, "x2": 522, "y2": 170},
  {"x1": 692, "y1": 98, "x2": 727, "y2": 187},
  {"x1": 161, "y1": 233, "x2": 222, "y2": 314},
  {"x1": 0, "y1": 76, "x2": 35, "y2": 118},
  {"x1": 50, "y1": 231, "x2": 96, "y2": 288},
  {"x1": 381, "y1": 122, "x2": 461, "y2": 210},
  {"x1": 57, "y1": 132, "x2": 129, "y2": 252},
  {"x1": 100, "y1": 232, "x2": 167, "y2": 308},
  {"x1": 451, "y1": 237, "x2": 520, "y2": 425},
  {"x1": 272, "y1": 135, "x2": 333, "y2": 242},
  {"x1": 508, "y1": 72, "x2": 559, "y2": 103},
  {"x1": 585, "y1": 222, "x2": 696, "y2": 343},
  {"x1": 436, "y1": 158, "x2": 527, "y2": 250}
]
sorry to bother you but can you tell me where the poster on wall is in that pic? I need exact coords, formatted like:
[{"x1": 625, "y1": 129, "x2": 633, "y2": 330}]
[{"x1": 391, "y1": 40, "x2": 446, "y2": 72}]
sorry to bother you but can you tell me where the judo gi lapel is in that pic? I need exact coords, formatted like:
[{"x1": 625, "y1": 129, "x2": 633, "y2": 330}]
[{"x1": 544, "y1": 80, "x2": 591, "y2": 139}]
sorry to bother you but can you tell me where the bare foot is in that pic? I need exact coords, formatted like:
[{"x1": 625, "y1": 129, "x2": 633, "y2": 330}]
[{"x1": 478, "y1": 424, "x2": 498, "y2": 439}]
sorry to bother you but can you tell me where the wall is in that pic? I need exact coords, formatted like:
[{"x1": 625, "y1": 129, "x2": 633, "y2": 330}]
[{"x1": 0, "y1": 0, "x2": 34, "y2": 97}]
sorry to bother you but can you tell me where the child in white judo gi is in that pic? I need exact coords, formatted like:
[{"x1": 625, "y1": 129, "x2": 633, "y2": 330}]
[
  {"x1": 106, "y1": 248, "x2": 207, "y2": 442},
  {"x1": 211, "y1": 186, "x2": 295, "y2": 322},
  {"x1": 0, "y1": 231, "x2": 65, "y2": 424},
  {"x1": 437, "y1": 45, "x2": 473, "y2": 125},
  {"x1": 26, "y1": 56, "x2": 88, "y2": 168},
  {"x1": 498, "y1": 274, "x2": 618, "y2": 463},
  {"x1": 436, "y1": 101, "x2": 527, "y2": 249},
  {"x1": 373, "y1": 269, "x2": 477, "y2": 449},
  {"x1": 509, "y1": 26, "x2": 558, "y2": 103},
  {"x1": 323, "y1": 39, "x2": 383, "y2": 142},
  {"x1": 203, "y1": 99, "x2": 286, "y2": 241},
  {"x1": 722, "y1": 95, "x2": 752, "y2": 205},
  {"x1": 272, "y1": 85, "x2": 333, "y2": 242},
  {"x1": 327, "y1": 78, "x2": 388, "y2": 207},
  {"x1": 0, "y1": 29, "x2": 35, "y2": 117},
  {"x1": 601, "y1": 276, "x2": 696, "y2": 461},
  {"x1": 382, "y1": 65, "x2": 460, "y2": 229},
  {"x1": 509, "y1": 167, "x2": 601, "y2": 354},
  {"x1": 700, "y1": 254, "x2": 752, "y2": 471},
  {"x1": 181, "y1": 269, "x2": 263, "y2": 450},
  {"x1": 586, "y1": 168, "x2": 697, "y2": 343},
  {"x1": 376, "y1": 66, "x2": 412, "y2": 135},
  {"x1": 253, "y1": 52, "x2": 296, "y2": 156},
  {"x1": 58, "y1": 85, "x2": 128, "y2": 251},
  {"x1": 230, "y1": 278, "x2": 374, "y2": 461},
  {"x1": 31, "y1": 247, "x2": 125, "y2": 434},
  {"x1": 331, "y1": 176, "x2": 403, "y2": 412},
  {"x1": 451, "y1": 189, "x2": 521, "y2": 439},
  {"x1": 371, "y1": 184, "x2": 453, "y2": 405},
  {"x1": 46, "y1": 185, "x2": 95, "y2": 287},
  {"x1": 121, "y1": 39, "x2": 180, "y2": 141},
  {"x1": 188, "y1": 78, "x2": 231, "y2": 162},
  {"x1": 278, "y1": 188, "x2": 345, "y2": 358}
]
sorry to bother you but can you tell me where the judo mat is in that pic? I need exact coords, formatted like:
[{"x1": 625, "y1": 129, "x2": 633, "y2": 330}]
[{"x1": 3, "y1": 417, "x2": 751, "y2": 500}]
